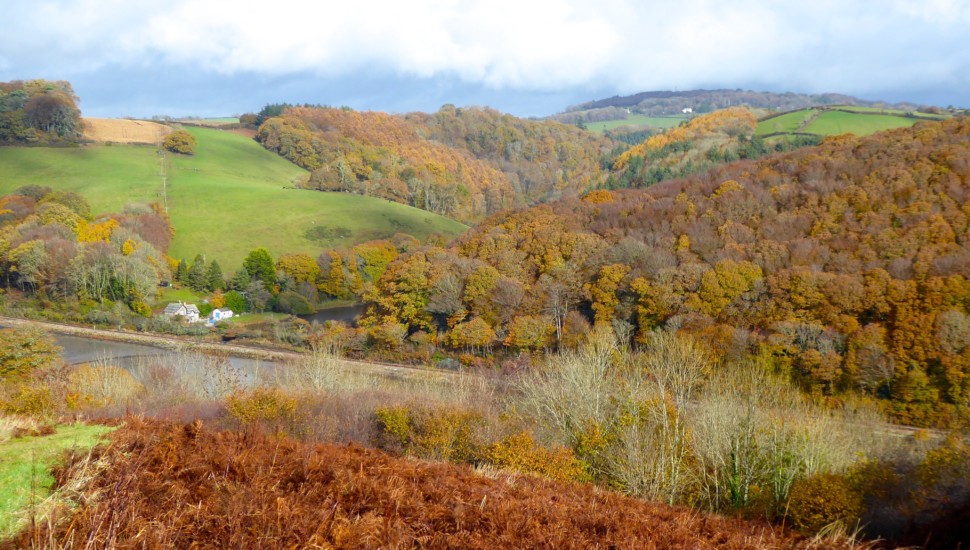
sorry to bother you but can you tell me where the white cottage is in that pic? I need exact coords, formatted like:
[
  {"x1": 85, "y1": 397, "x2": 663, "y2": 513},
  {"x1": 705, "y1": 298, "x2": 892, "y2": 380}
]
[
  {"x1": 163, "y1": 301, "x2": 201, "y2": 323},
  {"x1": 209, "y1": 308, "x2": 234, "y2": 324}
]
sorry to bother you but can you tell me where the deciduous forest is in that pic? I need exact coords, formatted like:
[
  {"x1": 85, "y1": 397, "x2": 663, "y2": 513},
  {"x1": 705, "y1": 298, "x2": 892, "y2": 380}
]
[
  {"x1": 255, "y1": 105, "x2": 613, "y2": 222},
  {"x1": 363, "y1": 117, "x2": 970, "y2": 427}
]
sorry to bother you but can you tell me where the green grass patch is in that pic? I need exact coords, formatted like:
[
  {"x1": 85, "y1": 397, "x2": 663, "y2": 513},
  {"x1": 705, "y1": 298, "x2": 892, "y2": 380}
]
[
  {"x1": 756, "y1": 109, "x2": 820, "y2": 136},
  {"x1": 585, "y1": 114, "x2": 688, "y2": 133},
  {"x1": 0, "y1": 126, "x2": 468, "y2": 272},
  {"x1": 154, "y1": 287, "x2": 203, "y2": 308},
  {"x1": 0, "y1": 423, "x2": 114, "y2": 538},
  {"x1": 0, "y1": 145, "x2": 162, "y2": 214},
  {"x1": 801, "y1": 111, "x2": 920, "y2": 136}
]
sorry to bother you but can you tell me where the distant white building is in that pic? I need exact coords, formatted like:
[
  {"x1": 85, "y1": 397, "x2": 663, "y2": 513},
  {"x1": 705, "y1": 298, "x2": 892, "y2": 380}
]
[
  {"x1": 163, "y1": 301, "x2": 201, "y2": 323},
  {"x1": 682, "y1": 107, "x2": 693, "y2": 114},
  {"x1": 209, "y1": 308, "x2": 234, "y2": 324}
]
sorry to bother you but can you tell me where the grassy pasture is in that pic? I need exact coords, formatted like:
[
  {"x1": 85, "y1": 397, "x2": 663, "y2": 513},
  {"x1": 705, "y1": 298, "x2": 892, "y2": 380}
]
[
  {"x1": 801, "y1": 110, "x2": 921, "y2": 136},
  {"x1": 0, "y1": 125, "x2": 467, "y2": 271},
  {"x1": 585, "y1": 114, "x2": 687, "y2": 133},
  {"x1": 756, "y1": 109, "x2": 820, "y2": 135},
  {"x1": 0, "y1": 145, "x2": 163, "y2": 213},
  {"x1": 756, "y1": 106, "x2": 940, "y2": 137},
  {"x1": 166, "y1": 128, "x2": 467, "y2": 269}
]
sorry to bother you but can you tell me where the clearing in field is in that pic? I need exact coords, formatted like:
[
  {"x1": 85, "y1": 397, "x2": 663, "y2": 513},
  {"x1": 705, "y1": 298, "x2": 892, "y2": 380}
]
[{"x1": 82, "y1": 118, "x2": 171, "y2": 144}]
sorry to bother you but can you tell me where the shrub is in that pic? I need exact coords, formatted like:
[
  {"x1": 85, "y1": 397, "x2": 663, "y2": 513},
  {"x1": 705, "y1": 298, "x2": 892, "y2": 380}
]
[
  {"x1": 786, "y1": 473, "x2": 863, "y2": 533},
  {"x1": 69, "y1": 364, "x2": 143, "y2": 409},
  {"x1": 0, "y1": 383, "x2": 57, "y2": 419},
  {"x1": 486, "y1": 431, "x2": 588, "y2": 483},
  {"x1": 224, "y1": 387, "x2": 299, "y2": 433},
  {"x1": 162, "y1": 129, "x2": 197, "y2": 155},
  {"x1": 374, "y1": 404, "x2": 485, "y2": 463},
  {"x1": 374, "y1": 405, "x2": 411, "y2": 451}
]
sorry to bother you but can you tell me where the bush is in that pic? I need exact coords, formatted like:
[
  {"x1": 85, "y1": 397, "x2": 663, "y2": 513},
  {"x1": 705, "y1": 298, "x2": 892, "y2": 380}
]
[
  {"x1": 70, "y1": 364, "x2": 143, "y2": 409},
  {"x1": 163, "y1": 129, "x2": 197, "y2": 155},
  {"x1": 374, "y1": 404, "x2": 485, "y2": 463},
  {"x1": 224, "y1": 387, "x2": 299, "y2": 434},
  {"x1": 786, "y1": 473, "x2": 863, "y2": 533},
  {"x1": 486, "y1": 431, "x2": 588, "y2": 483}
]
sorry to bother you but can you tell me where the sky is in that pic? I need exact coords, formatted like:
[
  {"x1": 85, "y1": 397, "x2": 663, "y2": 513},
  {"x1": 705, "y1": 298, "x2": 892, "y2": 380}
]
[{"x1": 2, "y1": 0, "x2": 969, "y2": 118}]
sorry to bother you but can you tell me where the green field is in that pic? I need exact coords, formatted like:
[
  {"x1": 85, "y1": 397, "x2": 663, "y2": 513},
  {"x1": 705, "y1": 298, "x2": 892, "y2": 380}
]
[
  {"x1": 756, "y1": 109, "x2": 820, "y2": 136},
  {"x1": 585, "y1": 114, "x2": 688, "y2": 133},
  {"x1": 756, "y1": 107, "x2": 946, "y2": 138},
  {"x1": 0, "y1": 423, "x2": 114, "y2": 538},
  {"x1": 0, "y1": 145, "x2": 163, "y2": 213},
  {"x1": 0, "y1": 126, "x2": 468, "y2": 271},
  {"x1": 800, "y1": 111, "x2": 921, "y2": 136}
]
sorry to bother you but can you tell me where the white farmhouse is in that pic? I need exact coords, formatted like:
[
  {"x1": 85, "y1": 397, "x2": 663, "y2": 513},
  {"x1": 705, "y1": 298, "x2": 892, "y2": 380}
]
[
  {"x1": 162, "y1": 301, "x2": 201, "y2": 323},
  {"x1": 682, "y1": 107, "x2": 693, "y2": 114}
]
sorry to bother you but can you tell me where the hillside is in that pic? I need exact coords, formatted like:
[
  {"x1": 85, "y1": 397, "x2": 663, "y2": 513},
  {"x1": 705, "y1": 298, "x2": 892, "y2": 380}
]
[
  {"x1": 7, "y1": 418, "x2": 821, "y2": 549},
  {"x1": 256, "y1": 105, "x2": 613, "y2": 223},
  {"x1": 0, "y1": 126, "x2": 467, "y2": 269},
  {"x1": 607, "y1": 108, "x2": 772, "y2": 188},
  {"x1": 364, "y1": 117, "x2": 970, "y2": 427}
]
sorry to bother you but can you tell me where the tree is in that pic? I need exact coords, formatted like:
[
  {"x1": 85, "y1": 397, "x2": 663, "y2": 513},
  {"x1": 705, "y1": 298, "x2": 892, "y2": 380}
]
[
  {"x1": 23, "y1": 92, "x2": 80, "y2": 138},
  {"x1": 224, "y1": 290, "x2": 247, "y2": 313},
  {"x1": 0, "y1": 327, "x2": 61, "y2": 379},
  {"x1": 176, "y1": 258, "x2": 188, "y2": 283},
  {"x1": 229, "y1": 266, "x2": 250, "y2": 291},
  {"x1": 163, "y1": 129, "x2": 197, "y2": 155},
  {"x1": 207, "y1": 260, "x2": 225, "y2": 291},
  {"x1": 276, "y1": 253, "x2": 319, "y2": 285},
  {"x1": 243, "y1": 248, "x2": 276, "y2": 290},
  {"x1": 187, "y1": 254, "x2": 207, "y2": 292}
]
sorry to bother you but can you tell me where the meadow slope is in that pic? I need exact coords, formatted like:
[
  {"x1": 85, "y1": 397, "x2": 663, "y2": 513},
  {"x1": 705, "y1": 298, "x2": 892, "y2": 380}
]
[{"x1": 0, "y1": 126, "x2": 467, "y2": 269}]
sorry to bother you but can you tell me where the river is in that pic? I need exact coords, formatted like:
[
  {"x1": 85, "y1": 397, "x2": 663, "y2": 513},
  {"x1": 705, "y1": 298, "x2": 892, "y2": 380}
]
[
  {"x1": 52, "y1": 333, "x2": 277, "y2": 386},
  {"x1": 298, "y1": 304, "x2": 366, "y2": 326}
]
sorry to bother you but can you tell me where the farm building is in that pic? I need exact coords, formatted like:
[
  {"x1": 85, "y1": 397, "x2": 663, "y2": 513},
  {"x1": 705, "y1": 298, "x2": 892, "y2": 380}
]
[
  {"x1": 209, "y1": 308, "x2": 234, "y2": 324},
  {"x1": 163, "y1": 301, "x2": 201, "y2": 323}
]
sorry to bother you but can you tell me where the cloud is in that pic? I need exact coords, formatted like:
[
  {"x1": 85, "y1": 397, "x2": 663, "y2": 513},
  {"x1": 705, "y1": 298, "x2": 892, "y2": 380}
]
[{"x1": 2, "y1": 0, "x2": 968, "y2": 113}]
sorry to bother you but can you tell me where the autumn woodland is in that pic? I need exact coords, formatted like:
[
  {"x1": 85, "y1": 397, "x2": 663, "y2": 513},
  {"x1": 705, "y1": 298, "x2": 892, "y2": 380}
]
[{"x1": 0, "y1": 80, "x2": 968, "y2": 547}]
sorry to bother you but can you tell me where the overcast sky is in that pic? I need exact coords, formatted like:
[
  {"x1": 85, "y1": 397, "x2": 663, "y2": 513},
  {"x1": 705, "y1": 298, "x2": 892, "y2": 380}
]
[{"x1": 2, "y1": 0, "x2": 968, "y2": 117}]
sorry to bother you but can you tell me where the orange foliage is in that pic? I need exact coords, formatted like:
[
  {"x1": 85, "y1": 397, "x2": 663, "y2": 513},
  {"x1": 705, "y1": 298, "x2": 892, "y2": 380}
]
[
  {"x1": 11, "y1": 419, "x2": 824, "y2": 548},
  {"x1": 614, "y1": 107, "x2": 757, "y2": 170}
]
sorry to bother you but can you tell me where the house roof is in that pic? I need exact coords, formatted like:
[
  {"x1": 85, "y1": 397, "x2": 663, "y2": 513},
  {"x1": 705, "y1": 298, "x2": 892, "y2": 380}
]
[{"x1": 163, "y1": 301, "x2": 199, "y2": 316}]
